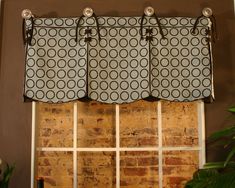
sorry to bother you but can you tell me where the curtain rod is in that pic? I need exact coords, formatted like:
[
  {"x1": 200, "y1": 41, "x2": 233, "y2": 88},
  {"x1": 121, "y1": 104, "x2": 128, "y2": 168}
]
[{"x1": 21, "y1": 7, "x2": 213, "y2": 19}]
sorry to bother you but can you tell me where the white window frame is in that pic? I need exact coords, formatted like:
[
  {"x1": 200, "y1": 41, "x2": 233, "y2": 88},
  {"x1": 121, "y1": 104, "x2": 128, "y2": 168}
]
[
  {"x1": 234, "y1": 0, "x2": 235, "y2": 16},
  {"x1": 31, "y1": 100, "x2": 205, "y2": 188}
]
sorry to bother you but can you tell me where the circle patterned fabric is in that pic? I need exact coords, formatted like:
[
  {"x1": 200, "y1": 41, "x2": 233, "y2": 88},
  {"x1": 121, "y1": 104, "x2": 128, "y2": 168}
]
[
  {"x1": 24, "y1": 16, "x2": 213, "y2": 104},
  {"x1": 25, "y1": 22, "x2": 87, "y2": 103},
  {"x1": 149, "y1": 20, "x2": 212, "y2": 102},
  {"x1": 87, "y1": 20, "x2": 150, "y2": 103}
]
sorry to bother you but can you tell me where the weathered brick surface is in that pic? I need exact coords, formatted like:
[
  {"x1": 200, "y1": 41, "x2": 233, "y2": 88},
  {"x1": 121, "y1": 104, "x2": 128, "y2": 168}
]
[
  {"x1": 77, "y1": 101, "x2": 116, "y2": 147},
  {"x1": 120, "y1": 151, "x2": 158, "y2": 188},
  {"x1": 36, "y1": 100, "x2": 200, "y2": 188},
  {"x1": 120, "y1": 101, "x2": 158, "y2": 147},
  {"x1": 162, "y1": 101, "x2": 199, "y2": 146},
  {"x1": 37, "y1": 102, "x2": 73, "y2": 147},
  {"x1": 163, "y1": 151, "x2": 199, "y2": 188},
  {"x1": 77, "y1": 152, "x2": 116, "y2": 188},
  {"x1": 37, "y1": 151, "x2": 73, "y2": 188}
]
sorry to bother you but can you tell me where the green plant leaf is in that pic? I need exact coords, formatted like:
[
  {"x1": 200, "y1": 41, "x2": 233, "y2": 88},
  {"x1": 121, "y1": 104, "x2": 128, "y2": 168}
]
[
  {"x1": 204, "y1": 162, "x2": 226, "y2": 169},
  {"x1": 224, "y1": 147, "x2": 235, "y2": 167},
  {"x1": 208, "y1": 139, "x2": 235, "y2": 148},
  {"x1": 204, "y1": 161, "x2": 235, "y2": 169},
  {"x1": 185, "y1": 180, "x2": 208, "y2": 188},
  {"x1": 208, "y1": 126, "x2": 235, "y2": 141},
  {"x1": 185, "y1": 169, "x2": 219, "y2": 188},
  {"x1": 228, "y1": 107, "x2": 235, "y2": 113},
  {"x1": 185, "y1": 105, "x2": 235, "y2": 188},
  {"x1": 2, "y1": 163, "x2": 15, "y2": 184},
  {"x1": 185, "y1": 169, "x2": 235, "y2": 188},
  {"x1": 211, "y1": 171, "x2": 235, "y2": 188}
]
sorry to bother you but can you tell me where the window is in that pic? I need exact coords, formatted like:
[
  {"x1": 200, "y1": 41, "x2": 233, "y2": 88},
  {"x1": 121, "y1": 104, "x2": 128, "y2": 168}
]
[{"x1": 31, "y1": 100, "x2": 205, "y2": 188}]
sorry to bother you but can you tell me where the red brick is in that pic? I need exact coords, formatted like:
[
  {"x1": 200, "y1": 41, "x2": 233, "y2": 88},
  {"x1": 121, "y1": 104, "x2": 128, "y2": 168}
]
[
  {"x1": 120, "y1": 137, "x2": 138, "y2": 147},
  {"x1": 140, "y1": 177, "x2": 159, "y2": 186},
  {"x1": 38, "y1": 158, "x2": 50, "y2": 166},
  {"x1": 123, "y1": 168, "x2": 148, "y2": 176},
  {"x1": 124, "y1": 158, "x2": 137, "y2": 167},
  {"x1": 120, "y1": 177, "x2": 140, "y2": 186},
  {"x1": 44, "y1": 177, "x2": 56, "y2": 186},
  {"x1": 81, "y1": 167, "x2": 95, "y2": 176},
  {"x1": 41, "y1": 128, "x2": 52, "y2": 136},
  {"x1": 138, "y1": 136, "x2": 158, "y2": 146},
  {"x1": 138, "y1": 157, "x2": 158, "y2": 166},
  {"x1": 168, "y1": 176, "x2": 188, "y2": 185},
  {"x1": 150, "y1": 167, "x2": 158, "y2": 173},
  {"x1": 163, "y1": 166, "x2": 175, "y2": 175},
  {"x1": 164, "y1": 157, "x2": 184, "y2": 165},
  {"x1": 38, "y1": 167, "x2": 52, "y2": 176}
]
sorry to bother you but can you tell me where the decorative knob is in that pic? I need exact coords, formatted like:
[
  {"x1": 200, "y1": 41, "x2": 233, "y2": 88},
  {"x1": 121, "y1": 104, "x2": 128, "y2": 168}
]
[
  {"x1": 83, "y1": 7, "x2": 94, "y2": 17},
  {"x1": 144, "y1": 6, "x2": 155, "y2": 17},
  {"x1": 21, "y1": 9, "x2": 33, "y2": 19},
  {"x1": 202, "y1": 7, "x2": 213, "y2": 17}
]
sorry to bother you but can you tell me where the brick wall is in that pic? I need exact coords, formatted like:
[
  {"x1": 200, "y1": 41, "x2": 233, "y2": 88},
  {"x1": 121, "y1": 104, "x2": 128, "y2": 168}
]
[
  {"x1": 37, "y1": 151, "x2": 73, "y2": 187},
  {"x1": 36, "y1": 100, "x2": 199, "y2": 188}
]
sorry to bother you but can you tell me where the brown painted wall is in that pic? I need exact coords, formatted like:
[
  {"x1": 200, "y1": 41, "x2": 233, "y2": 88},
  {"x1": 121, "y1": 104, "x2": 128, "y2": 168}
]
[{"x1": 0, "y1": 0, "x2": 234, "y2": 187}]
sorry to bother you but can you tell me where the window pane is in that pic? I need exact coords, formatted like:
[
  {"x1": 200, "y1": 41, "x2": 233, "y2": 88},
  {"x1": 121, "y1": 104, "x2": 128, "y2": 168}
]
[
  {"x1": 77, "y1": 101, "x2": 116, "y2": 147},
  {"x1": 162, "y1": 101, "x2": 199, "y2": 147},
  {"x1": 163, "y1": 150, "x2": 199, "y2": 188},
  {"x1": 120, "y1": 151, "x2": 158, "y2": 187},
  {"x1": 37, "y1": 102, "x2": 73, "y2": 147},
  {"x1": 120, "y1": 100, "x2": 158, "y2": 147},
  {"x1": 77, "y1": 152, "x2": 116, "y2": 187},
  {"x1": 37, "y1": 151, "x2": 73, "y2": 188}
]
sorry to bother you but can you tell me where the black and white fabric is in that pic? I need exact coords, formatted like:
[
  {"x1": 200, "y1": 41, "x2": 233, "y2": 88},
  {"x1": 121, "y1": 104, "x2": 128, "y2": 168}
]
[{"x1": 24, "y1": 16, "x2": 214, "y2": 104}]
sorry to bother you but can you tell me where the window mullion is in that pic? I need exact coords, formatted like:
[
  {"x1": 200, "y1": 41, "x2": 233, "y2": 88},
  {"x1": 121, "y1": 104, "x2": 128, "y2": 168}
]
[
  {"x1": 198, "y1": 100, "x2": 206, "y2": 168},
  {"x1": 73, "y1": 102, "x2": 78, "y2": 188},
  {"x1": 158, "y1": 101, "x2": 163, "y2": 188},
  {"x1": 116, "y1": 104, "x2": 120, "y2": 188},
  {"x1": 31, "y1": 101, "x2": 37, "y2": 188}
]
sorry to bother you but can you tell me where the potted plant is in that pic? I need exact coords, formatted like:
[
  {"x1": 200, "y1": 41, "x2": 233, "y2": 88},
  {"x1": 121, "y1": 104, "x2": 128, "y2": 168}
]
[
  {"x1": 185, "y1": 106, "x2": 235, "y2": 188},
  {"x1": 0, "y1": 159, "x2": 15, "y2": 188}
]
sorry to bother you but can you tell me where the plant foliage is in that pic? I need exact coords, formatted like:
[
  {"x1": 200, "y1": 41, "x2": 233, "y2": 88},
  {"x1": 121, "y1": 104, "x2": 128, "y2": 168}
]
[
  {"x1": 185, "y1": 106, "x2": 235, "y2": 188},
  {"x1": 0, "y1": 163, "x2": 15, "y2": 188}
]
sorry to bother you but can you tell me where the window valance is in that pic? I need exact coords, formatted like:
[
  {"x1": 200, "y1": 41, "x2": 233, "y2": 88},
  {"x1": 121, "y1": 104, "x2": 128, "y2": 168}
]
[{"x1": 23, "y1": 15, "x2": 214, "y2": 104}]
